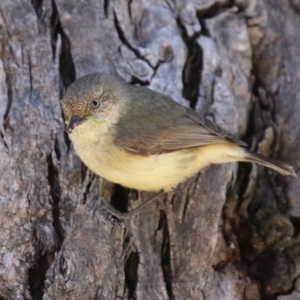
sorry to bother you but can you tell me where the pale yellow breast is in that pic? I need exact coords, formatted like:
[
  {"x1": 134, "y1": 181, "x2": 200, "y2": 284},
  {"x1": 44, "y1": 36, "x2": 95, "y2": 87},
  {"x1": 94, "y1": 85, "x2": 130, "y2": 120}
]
[
  {"x1": 69, "y1": 120, "x2": 199, "y2": 191},
  {"x1": 70, "y1": 120, "x2": 243, "y2": 191}
]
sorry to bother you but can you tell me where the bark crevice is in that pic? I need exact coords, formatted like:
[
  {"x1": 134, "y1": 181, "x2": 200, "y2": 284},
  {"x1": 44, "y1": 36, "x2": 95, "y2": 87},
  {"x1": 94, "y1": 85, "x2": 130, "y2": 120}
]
[
  {"x1": 31, "y1": 0, "x2": 43, "y2": 19},
  {"x1": 110, "y1": 185, "x2": 130, "y2": 213},
  {"x1": 2, "y1": 69, "x2": 12, "y2": 131},
  {"x1": 104, "y1": 0, "x2": 109, "y2": 18},
  {"x1": 113, "y1": 10, "x2": 153, "y2": 72},
  {"x1": 160, "y1": 211, "x2": 173, "y2": 300},
  {"x1": 50, "y1": 0, "x2": 76, "y2": 88},
  {"x1": 124, "y1": 250, "x2": 140, "y2": 299},
  {"x1": 47, "y1": 151, "x2": 64, "y2": 245},
  {"x1": 176, "y1": 17, "x2": 202, "y2": 108}
]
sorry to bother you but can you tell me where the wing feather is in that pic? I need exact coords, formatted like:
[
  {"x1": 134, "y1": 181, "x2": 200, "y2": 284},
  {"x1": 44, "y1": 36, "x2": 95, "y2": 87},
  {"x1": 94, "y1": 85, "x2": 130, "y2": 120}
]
[{"x1": 113, "y1": 85, "x2": 246, "y2": 155}]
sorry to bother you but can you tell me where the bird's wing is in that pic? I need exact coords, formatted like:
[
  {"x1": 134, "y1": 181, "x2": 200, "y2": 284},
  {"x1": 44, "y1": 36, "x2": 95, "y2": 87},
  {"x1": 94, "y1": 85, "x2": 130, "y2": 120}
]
[{"x1": 113, "y1": 86, "x2": 246, "y2": 155}]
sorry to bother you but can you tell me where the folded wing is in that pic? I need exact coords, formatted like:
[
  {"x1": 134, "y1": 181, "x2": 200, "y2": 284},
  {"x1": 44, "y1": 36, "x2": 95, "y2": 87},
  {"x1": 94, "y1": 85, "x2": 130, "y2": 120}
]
[{"x1": 114, "y1": 85, "x2": 246, "y2": 155}]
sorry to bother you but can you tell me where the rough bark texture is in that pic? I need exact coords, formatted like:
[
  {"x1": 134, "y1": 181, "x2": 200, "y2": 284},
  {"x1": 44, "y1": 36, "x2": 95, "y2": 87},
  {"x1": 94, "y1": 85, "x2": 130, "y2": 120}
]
[{"x1": 0, "y1": 0, "x2": 299, "y2": 299}]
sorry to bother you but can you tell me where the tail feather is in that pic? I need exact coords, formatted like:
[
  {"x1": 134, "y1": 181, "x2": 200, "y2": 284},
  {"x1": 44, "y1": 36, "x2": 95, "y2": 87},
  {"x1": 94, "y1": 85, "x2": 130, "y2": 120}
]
[{"x1": 244, "y1": 149, "x2": 297, "y2": 177}]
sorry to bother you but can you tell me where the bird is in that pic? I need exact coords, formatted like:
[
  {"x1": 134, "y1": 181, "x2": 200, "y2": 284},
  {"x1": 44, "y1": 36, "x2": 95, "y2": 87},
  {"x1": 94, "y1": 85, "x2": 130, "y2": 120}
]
[{"x1": 62, "y1": 72, "x2": 296, "y2": 216}]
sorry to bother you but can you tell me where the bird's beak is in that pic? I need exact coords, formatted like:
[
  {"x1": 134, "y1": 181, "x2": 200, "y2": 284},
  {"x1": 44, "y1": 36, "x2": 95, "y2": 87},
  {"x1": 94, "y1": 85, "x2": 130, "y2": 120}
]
[{"x1": 66, "y1": 116, "x2": 85, "y2": 133}]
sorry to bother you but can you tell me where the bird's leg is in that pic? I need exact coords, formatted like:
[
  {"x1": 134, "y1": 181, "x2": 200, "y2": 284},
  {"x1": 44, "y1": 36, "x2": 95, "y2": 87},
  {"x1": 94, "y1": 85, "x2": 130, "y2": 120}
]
[
  {"x1": 100, "y1": 190, "x2": 165, "y2": 220},
  {"x1": 128, "y1": 190, "x2": 165, "y2": 216},
  {"x1": 99, "y1": 199, "x2": 129, "y2": 219}
]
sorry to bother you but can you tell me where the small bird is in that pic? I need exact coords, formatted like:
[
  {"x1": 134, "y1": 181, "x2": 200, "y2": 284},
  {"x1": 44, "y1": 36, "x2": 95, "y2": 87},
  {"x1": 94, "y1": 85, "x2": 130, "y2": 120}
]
[{"x1": 62, "y1": 73, "x2": 296, "y2": 196}]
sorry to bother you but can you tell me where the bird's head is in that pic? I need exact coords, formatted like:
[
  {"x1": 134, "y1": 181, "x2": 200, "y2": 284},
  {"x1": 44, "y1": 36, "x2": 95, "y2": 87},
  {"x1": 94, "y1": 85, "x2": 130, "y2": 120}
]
[{"x1": 62, "y1": 72, "x2": 127, "y2": 134}]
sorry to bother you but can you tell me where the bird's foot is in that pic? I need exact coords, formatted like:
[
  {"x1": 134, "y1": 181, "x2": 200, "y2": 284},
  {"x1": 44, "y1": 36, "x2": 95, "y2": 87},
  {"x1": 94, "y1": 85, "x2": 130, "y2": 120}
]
[
  {"x1": 98, "y1": 190, "x2": 165, "y2": 220},
  {"x1": 99, "y1": 198, "x2": 131, "y2": 220}
]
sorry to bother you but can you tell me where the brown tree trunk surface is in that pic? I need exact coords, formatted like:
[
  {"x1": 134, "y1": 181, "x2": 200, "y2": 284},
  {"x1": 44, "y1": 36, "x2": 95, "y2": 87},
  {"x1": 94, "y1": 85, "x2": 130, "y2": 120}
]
[{"x1": 0, "y1": 0, "x2": 299, "y2": 299}]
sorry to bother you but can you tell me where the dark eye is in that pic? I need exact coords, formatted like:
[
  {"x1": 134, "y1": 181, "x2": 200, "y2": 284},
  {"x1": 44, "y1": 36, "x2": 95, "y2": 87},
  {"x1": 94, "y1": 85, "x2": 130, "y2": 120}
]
[{"x1": 91, "y1": 99, "x2": 100, "y2": 108}]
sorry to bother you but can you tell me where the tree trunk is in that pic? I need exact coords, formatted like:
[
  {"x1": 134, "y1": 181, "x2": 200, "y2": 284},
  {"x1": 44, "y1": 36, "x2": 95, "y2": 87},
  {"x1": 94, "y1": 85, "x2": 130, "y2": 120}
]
[{"x1": 0, "y1": 0, "x2": 299, "y2": 299}]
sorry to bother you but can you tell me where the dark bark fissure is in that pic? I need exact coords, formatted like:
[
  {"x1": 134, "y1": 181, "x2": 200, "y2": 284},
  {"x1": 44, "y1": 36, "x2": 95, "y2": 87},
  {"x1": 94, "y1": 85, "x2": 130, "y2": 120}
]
[
  {"x1": 82, "y1": 174, "x2": 95, "y2": 204},
  {"x1": 2, "y1": 67, "x2": 13, "y2": 131},
  {"x1": 113, "y1": 11, "x2": 153, "y2": 76},
  {"x1": 94, "y1": 285, "x2": 104, "y2": 300},
  {"x1": 31, "y1": 0, "x2": 43, "y2": 19},
  {"x1": 79, "y1": 158, "x2": 97, "y2": 206},
  {"x1": 181, "y1": 185, "x2": 195, "y2": 222},
  {"x1": 28, "y1": 253, "x2": 54, "y2": 300},
  {"x1": 62, "y1": 127, "x2": 71, "y2": 152},
  {"x1": 28, "y1": 55, "x2": 33, "y2": 103},
  {"x1": 113, "y1": 12, "x2": 140, "y2": 59},
  {"x1": 28, "y1": 148, "x2": 64, "y2": 299},
  {"x1": 129, "y1": 76, "x2": 149, "y2": 86},
  {"x1": 182, "y1": 40, "x2": 202, "y2": 109},
  {"x1": 59, "y1": 255, "x2": 67, "y2": 277},
  {"x1": 0, "y1": 132, "x2": 8, "y2": 150},
  {"x1": 127, "y1": 0, "x2": 133, "y2": 21},
  {"x1": 47, "y1": 150, "x2": 64, "y2": 245},
  {"x1": 290, "y1": 216, "x2": 300, "y2": 238},
  {"x1": 54, "y1": 137, "x2": 61, "y2": 161},
  {"x1": 50, "y1": 0, "x2": 76, "y2": 89},
  {"x1": 176, "y1": 19, "x2": 202, "y2": 109},
  {"x1": 58, "y1": 26, "x2": 76, "y2": 89},
  {"x1": 31, "y1": 0, "x2": 51, "y2": 37},
  {"x1": 160, "y1": 211, "x2": 173, "y2": 300},
  {"x1": 49, "y1": 0, "x2": 59, "y2": 59},
  {"x1": 111, "y1": 184, "x2": 130, "y2": 213},
  {"x1": 197, "y1": 18, "x2": 210, "y2": 37},
  {"x1": 289, "y1": 0, "x2": 300, "y2": 15},
  {"x1": 81, "y1": 164, "x2": 88, "y2": 184},
  {"x1": 80, "y1": 165, "x2": 91, "y2": 205},
  {"x1": 103, "y1": 0, "x2": 109, "y2": 18},
  {"x1": 50, "y1": 0, "x2": 73, "y2": 151},
  {"x1": 124, "y1": 251, "x2": 140, "y2": 299},
  {"x1": 236, "y1": 164, "x2": 253, "y2": 210}
]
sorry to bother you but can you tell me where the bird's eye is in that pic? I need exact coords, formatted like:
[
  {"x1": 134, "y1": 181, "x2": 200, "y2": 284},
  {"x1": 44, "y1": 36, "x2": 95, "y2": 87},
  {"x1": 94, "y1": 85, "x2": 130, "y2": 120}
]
[{"x1": 91, "y1": 99, "x2": 100, "y2": 108}]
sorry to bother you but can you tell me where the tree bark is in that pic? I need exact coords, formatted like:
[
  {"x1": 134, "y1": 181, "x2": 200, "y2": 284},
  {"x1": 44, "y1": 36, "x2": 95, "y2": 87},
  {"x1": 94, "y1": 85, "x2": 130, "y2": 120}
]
[{"x1": 0, "y1": 0, "x2": 299, "y2": 299}]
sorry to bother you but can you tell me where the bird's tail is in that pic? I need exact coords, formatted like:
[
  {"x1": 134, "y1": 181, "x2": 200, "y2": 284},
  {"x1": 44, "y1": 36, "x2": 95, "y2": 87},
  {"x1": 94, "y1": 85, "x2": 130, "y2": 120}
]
[{"x1": 243, "y1": 149, "x2": 297, "y2": 177}]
